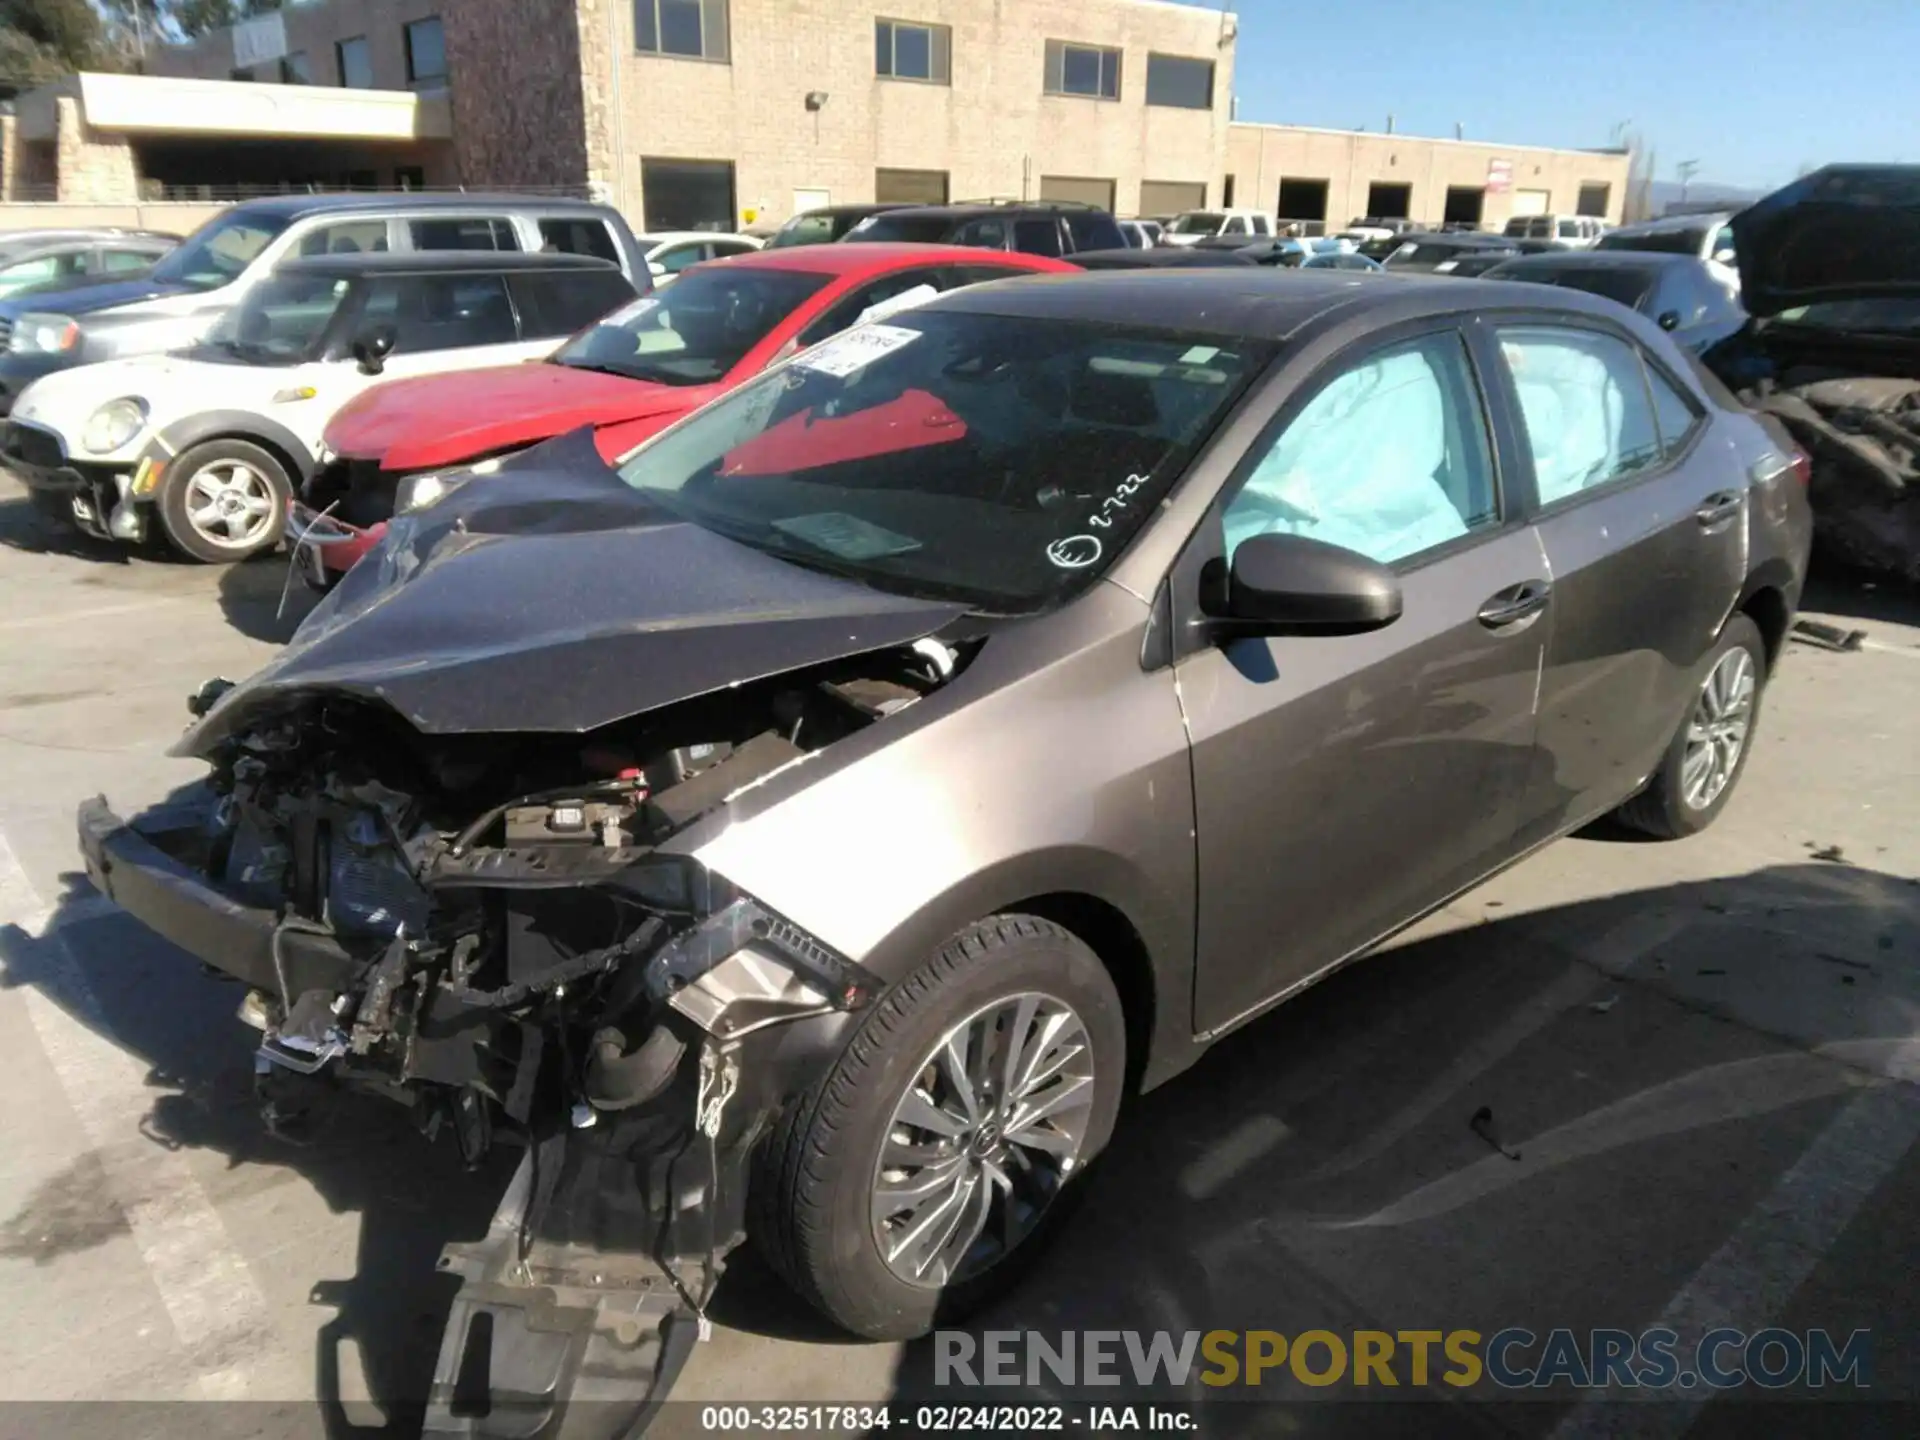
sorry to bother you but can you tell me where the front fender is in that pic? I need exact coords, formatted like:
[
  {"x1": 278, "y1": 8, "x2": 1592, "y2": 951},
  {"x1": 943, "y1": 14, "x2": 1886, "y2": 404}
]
[{"x1": 144, "y1": 410, "x2": 318, "y2": 482}]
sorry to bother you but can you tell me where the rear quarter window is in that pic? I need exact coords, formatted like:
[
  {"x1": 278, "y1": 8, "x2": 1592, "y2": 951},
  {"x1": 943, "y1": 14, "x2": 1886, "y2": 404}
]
[
  {"x1": 538, "y1": 218, "x2": 621, "y2": 264},
  {"x1": 410, "y1": 217, "x2": 520, "y2": 251}
]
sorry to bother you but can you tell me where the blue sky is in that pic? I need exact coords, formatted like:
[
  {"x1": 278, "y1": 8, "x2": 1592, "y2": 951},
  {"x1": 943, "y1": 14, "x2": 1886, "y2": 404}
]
[{"x1": 1195, "y1": 0, "x2": 1920, "y2": 190}]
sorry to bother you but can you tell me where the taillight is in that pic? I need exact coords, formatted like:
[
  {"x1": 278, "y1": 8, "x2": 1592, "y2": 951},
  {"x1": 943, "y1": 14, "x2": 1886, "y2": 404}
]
[{"x1": 1789, "y1": 449, "x2": 1812, "y2": 487}]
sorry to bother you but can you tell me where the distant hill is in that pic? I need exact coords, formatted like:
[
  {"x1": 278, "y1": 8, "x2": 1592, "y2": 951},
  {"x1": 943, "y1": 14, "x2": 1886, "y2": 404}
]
[{"x1": 1646, "y1": 179, "x2": 1765, "y2": 215}]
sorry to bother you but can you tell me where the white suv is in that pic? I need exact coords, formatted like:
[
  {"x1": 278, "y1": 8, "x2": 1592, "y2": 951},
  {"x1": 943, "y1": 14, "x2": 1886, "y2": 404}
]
[
  {"x1": 1161, "y1": 208, "x2": 1279, "y2": 246},
  {"x1": 5, "y1": 252, "x2": 633, "y2": 561},
  {"x1": 1502, "y1": 214, "x2": 1608, "y2": 249}
]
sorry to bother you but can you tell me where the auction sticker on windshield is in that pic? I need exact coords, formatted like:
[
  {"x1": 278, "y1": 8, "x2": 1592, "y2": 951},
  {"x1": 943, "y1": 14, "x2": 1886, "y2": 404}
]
[{"x1": 794, "y1": 322, "x2": 920, "y2": 378}]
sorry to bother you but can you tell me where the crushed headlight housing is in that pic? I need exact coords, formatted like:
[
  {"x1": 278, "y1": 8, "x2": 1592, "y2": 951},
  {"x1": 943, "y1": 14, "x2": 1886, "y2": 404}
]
[
  {"x1": 394, "y1": 470, "x2": 464, "y2": 514},
  {"x1": 11, "y1": 313, "x2": 80, "y2": 355},
  {"x1": 645, "y1": 895, "x2": 880, "y2": 1038},
  {"x1": 80, "y1": 397, "x2": 149, "y2": 455}
]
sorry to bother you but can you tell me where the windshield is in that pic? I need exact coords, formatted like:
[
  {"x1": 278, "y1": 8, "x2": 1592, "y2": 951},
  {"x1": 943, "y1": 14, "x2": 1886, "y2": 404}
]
[
  {"x1": 554, "y1": 267, "x2": 830, "y2": 385},
  {"x1": 1596, "y1": 226, "x2": 1707, "y2": 257},
  {"x1": 613, "y1": 310, "x2": 1273, "y2": 611},
  {"x1": 843, "y1": 213, "x2": 955, "y2": 243},
  {"x1": 198, "y1": 271, "x2": 352, "y2": 364},
  {"x1": 767, "y1": 213, "x2": 836, "y2": 248},
  {"x1": 149, "y1": 211, "x2": 288, "y2": 292},
  {"x1": 1169, "y1": 212, "x2": 1225, "y2": 235}
]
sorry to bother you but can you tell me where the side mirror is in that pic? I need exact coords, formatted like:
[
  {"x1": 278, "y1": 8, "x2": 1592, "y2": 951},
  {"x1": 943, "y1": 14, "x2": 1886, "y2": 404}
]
[
  {"x1": 1712, "y1": 248, "x2": 1735, "y2": 265},
  {"x1": 1204, "y1": 532, "x2": 1402, "y2": 636},
  {"x1": 351, "y1": 323, "x2": 397, "y2": 375},
  {"x1": 1657, "y1": 310, "x2": 1682, "y2": 332},
  {"x1": 648, "y1": 261, "x2": 668, "y2": 278}
]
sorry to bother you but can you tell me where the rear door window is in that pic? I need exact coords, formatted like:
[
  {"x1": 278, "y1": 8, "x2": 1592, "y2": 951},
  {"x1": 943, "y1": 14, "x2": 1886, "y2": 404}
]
[
  {"x1": 1496, "y1": 326, "x2": 1665, "y2": 505},
  {"x1": 409, "y1": 216, "x2": 520, "y2": 251},
  {"x1": 1062, "y1": 210, "x2": 1124, "y2": 252},
  {"x1": 103, "y1": 247, "x2": 162, "y2": 273},
  {"x1": 951, "y1": 217, "x2": 1008, "y2": 248},
  {"x1": 366, "y1": 273, "x2": 521, "y2": 352},
  {"x1": 538, "y1": 217, "x2": 621, "y2": 263},
  {"x1": 509, "y1": 269, "x2": 636, "y2": 339},
  {"x1": 1011, "y1": 218, "x2": 1064, "y2": 257}
]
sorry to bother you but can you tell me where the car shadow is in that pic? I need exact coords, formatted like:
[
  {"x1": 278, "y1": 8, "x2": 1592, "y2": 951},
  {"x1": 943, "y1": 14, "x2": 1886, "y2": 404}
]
[
  {"x1": 4, "y1": 855, "x2": 1915, "y2": 1435},
  {"x1": 1799, "y1": 555, "x2": 1920, "y2": 632},
  {"x1": 0, "y1": 494, "x2": 136, "y2": 563},
  {"x1": 861, "y1": 861, "x2": 1920, "y2": 1433},
  {"x1": 216, "y1": 549, "x2": 319, "y2": 644}
]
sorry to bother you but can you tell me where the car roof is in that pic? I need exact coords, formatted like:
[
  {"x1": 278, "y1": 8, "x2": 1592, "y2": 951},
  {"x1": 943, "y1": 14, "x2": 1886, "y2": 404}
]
[
  {"x1": 792, "y1": 203, "x2": 911, "y2": 220},
  {"x1": 1608, "y1": 212, "x2": 1734, "y2": 235},
  {"x1": 717, "y1": 241, "x2": 1065, "y2": 275},
  {"x1": 924, "y1": 268, "x2": 1645, "y2": 340},
  {"x1": 274, "y1": 252, "x2": 621, "y2": 278},
  {"x1": 867, "y1": 203, "x2": 1102, "y2": 223},
  {"x1": 221, "y1": 192, "x2": 619, "y2": 223},
  {"x1": 1492, "y1": 250, "x2": 1698, "y2": 274},
  {"x1": 1397, "y1": 231, "x2": 1517, "y2": 248}
]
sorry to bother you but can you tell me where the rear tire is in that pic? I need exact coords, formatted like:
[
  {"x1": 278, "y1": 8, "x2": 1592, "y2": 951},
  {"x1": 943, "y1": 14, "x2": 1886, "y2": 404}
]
[
  {"x1": 1616, "y1": 613, "x2": 1766, "y2": 839},
  {"x1": 753, "y1": 915, "x2": 1125, "y2": 1340},
  {"x1": 156, "y1": 439, "x2": 290, "y2": 564}
]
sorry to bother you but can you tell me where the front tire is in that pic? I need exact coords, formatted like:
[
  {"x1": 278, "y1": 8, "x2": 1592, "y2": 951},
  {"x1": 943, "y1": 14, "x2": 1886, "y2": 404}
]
[
  {"x1": 156, "y1": 439, "x2": 290, "y2": 563},
  {"x1": 1616, "y1": 613, "x2": 1766, "y2": 839},
  {"x1": 753, "y1": 915, "x2": 1125, "y2": 1340}
]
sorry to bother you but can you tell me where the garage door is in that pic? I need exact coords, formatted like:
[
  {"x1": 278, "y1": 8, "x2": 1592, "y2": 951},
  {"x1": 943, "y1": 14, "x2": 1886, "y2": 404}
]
[
  {"x1": 1511, "y1": 188, "x2": 1550, "y2": 217},
  {"x1": 876, "y1": 168, "x2": 949, "y2": 204},
  {"x1": 1139, "y1": 179, "x2": 1205, "y2": 217},
  {"x1": 1040, "y1": 175, "x2": 1116, "y2": 210}
]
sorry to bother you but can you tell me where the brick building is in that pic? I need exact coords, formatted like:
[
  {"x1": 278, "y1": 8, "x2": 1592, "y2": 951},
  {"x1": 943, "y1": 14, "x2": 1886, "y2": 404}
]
[{"x1": 2, "y1": 0, "x2": 1630, "y2": 236}]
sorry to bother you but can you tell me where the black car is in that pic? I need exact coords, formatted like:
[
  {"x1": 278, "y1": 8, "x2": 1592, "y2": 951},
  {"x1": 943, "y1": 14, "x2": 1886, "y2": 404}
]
[
  {"x1": 1431, "y1": 249, "x2": 1523, "y2": 279},
  {"x1": 0, "y1": 228, "x2": 176, "y2": 302},
  {"x1": 1704, "y1": 164, "x2": 1920, "y2": 580},
  {"x1": 1381, "y1": 233, "x2": 1521, "y2": 274},
  {"x1": 1482, "y1": 251, "x2": 1746, "y2": 355},
  {"x1": 843, "y1": 201, "x2": 1126, "y2": 258},
  {"x1": 1070, "y1": 246, "x2": 1257, "y2": 269},
  {"x1": 762, "y1": 203, "x2": 911, "y2": 248}
]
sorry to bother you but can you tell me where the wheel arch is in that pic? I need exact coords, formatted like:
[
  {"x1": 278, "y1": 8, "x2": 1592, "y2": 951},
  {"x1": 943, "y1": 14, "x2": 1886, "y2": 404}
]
[
  {"x1": 848, "y1": 848, "x2": 1195, "y2": 1096},
  {"x1": 148, "y1": 412, "x2": 317, "y2": 490},
  {"x1": 1736, "y1": 573, "x2": 1793, "y2": 675}
]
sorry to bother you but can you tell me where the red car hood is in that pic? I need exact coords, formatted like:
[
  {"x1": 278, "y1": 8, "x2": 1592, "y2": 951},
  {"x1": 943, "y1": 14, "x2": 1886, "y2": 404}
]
[{"x1": 325, "y1": 362, "x2": 713, "y2": 472}]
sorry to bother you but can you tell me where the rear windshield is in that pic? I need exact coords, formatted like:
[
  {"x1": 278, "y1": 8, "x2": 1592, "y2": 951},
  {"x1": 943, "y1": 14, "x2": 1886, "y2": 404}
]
[
  {"x1": 844, "y1": 213, "x2": 956, "y2": 244},
  {"x1": 615, "y1": 310, "x2": 1275, "y2": 611},
  {"x1": 1596, "y1": 226, "x2": 1708, "y2": 257},
  {"x1": 554, "y1": 266, "x2": 829, "y2": 385},
  {"x1": 767, "y1": 213, "x2": 836, "y2": 248},
  {"x1": 1506, "y1": 265, "x2": 1654, "y2": 310}
]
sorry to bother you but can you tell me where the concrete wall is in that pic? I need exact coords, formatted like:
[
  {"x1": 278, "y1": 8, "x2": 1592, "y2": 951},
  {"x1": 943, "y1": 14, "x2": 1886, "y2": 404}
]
[
  {"x1": 562, "y1": 0, "x2": 1237, "y2": 227},
  {"x1": 147, "y1": 0, "x2": 450, "y2": 90},
  {"x1": 1225, "y1": 123, "x2": 1632, "y2": 230},
  {"x1": 0, "y1": 201, "x2": 226, "y2": 235},
  {"x1": 53, "y1": 97, "x2": 141, "y2": 205}
]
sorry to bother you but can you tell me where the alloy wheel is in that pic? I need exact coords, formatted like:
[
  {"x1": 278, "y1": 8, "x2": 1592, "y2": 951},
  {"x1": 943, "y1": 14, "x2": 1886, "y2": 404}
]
[
  {"x1": 870, "y1": 991, "x2": 1096, "y2": 1288},
  {"x1": 183, "y1": 461, "x2": 276, "y2": 549},
  {"x1": 1681, "y1": 646, "x2": 1756, "y2": 810}
]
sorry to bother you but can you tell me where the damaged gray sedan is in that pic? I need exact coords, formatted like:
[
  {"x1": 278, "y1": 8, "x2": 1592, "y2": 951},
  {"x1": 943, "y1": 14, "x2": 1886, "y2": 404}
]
[{"x1": 79, "y1": 269, "x2": 1810, "y2": 1434}]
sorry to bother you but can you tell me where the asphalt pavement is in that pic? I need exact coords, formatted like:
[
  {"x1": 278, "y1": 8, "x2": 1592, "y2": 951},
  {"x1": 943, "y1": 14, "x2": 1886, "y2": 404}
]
[{"x1": 0, "y1": 470, "x2": 1915, "y2": 1437}]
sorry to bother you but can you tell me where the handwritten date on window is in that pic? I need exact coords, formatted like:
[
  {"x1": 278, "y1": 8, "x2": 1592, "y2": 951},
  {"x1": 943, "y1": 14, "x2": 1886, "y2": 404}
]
[{"x1": 1088, "y1": 472, "x2": 1149, "y2": 529}]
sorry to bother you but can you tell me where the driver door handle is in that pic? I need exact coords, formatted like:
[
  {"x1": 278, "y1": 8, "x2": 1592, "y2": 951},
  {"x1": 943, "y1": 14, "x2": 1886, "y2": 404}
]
[
  {"x1": 1477, "y1": 580, "x2": 1552, "y2": 629},
  {"x1": 1695, "y1": 490, "x2": 1744, "y2": 527}
]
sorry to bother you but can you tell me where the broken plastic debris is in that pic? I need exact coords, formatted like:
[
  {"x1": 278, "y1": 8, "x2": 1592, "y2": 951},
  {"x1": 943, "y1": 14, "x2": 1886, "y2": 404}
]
[
  {"x1": 1469, "y1": 1105, "x2": 1522, "y2": 1161},
  {"x1": 1589, "y1": 995, "x2": 1620, "y2": 1014}
]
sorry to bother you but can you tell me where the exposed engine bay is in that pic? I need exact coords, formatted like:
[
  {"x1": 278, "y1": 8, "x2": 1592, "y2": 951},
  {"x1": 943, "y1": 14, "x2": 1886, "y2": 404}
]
[
  {"x1": 1746, "y1": 368, "x2": 1920, "y2": 582},
  {"x1": 105, "y1": 636, "x2": 963, "y2": 1436}
]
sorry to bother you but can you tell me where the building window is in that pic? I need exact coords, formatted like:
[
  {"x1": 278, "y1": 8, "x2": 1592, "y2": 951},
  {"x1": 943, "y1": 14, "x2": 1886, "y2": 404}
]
[
  {"x1": 1577, "y1": 182, "x2": 1611, "y2": 217},
  {"x1": 1144, "y1": 53, "x2": 1213, "y2": 109},
  {"x1": 641, "y1": 157, "x2": 738, "y2": 231},
  {"x1": 1044, "y1": 40, "x2": 1119, "y2": 100},
  {"x1": 229, "y1": 67, "x2": 254, "y2": 82},
  {"x1": 405, "y1": 18, "x2": 447, "y2": 85},
  {"x1": 279, "y1": 52, "x2": 311, "y2": 84},
  {"x1": 395, "y1": 166, "x2": 426, "y2": 191},
  {"x1": 1222, "y1": 174, "x2": 1235, "y2": 207},
  {"x1": 336, "y1": 36, "x2": 373, "y2": 88},
  {"x1": 1276, "y1": 177, "x2": 1329, "y2": 221},
  {"x1": 636, "y1": 0, "x2": 730, "y2": 61},
  {"x1": 875, "y1": 19, "x2": 950, "y2": 83}
]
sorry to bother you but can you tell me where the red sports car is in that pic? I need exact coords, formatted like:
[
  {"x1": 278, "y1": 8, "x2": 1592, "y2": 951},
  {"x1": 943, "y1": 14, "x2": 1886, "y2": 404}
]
[{"x1": 289, "y1": 243, "x2": 1077, "y2": 582}]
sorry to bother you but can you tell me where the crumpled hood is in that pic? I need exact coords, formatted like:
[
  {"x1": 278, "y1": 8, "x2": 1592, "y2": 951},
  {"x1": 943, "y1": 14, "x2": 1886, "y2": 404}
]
[
  {"x1": 0, "y1": 275, "x2": 193, "y2": 321},
  {"x1": 325, "y1": 362, "x2": 709, "y2": 472},
  {"x1": 177, "y1": 429, "x2": 962, "y2": 751},
  {"x1": 1734, "y1": 164, "x2": 1920, "y2": 317}
]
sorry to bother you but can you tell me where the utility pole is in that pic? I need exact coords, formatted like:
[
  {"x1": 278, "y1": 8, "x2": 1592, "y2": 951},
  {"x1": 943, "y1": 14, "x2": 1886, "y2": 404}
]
[{"x1": 1676, "y1": 159, "x2": 1699, "y2": 205}]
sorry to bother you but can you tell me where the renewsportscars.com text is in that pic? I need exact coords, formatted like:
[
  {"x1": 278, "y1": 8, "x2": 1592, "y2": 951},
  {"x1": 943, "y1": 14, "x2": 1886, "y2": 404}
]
[{"x1": 935, "y1": 1327, "x2": 1874, "y2": 1392}]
